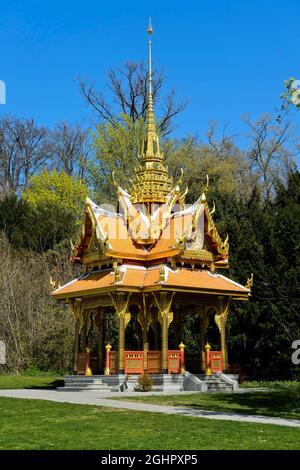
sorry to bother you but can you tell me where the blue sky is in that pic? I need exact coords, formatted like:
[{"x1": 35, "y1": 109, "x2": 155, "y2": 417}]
[{"x1": 1, "y1": 0, "x2": 300, "y2": 146}]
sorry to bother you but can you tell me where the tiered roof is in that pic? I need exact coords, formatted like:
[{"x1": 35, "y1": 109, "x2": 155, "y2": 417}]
[
  {"x1": 54, "y1": 266, "x2": 249, "y2": 300},
  {"x1": 52, "y1": 21, "x2": 249, "y2": 302}
]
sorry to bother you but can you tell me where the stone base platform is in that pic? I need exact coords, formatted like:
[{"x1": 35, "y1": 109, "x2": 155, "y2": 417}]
[{"x1": 58, "y1": 372, "x2": 239, "y2": 393}]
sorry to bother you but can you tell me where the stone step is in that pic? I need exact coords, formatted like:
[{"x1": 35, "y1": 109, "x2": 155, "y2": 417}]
[
  {"x1": 61, "y1": 382, "x2": 108, "y2": 388},
  {"x1": 59, "y1": 372, "x2": 237, "y2": 393},
  {"x1": 57, "y1": 386, "x2": 109, "y2": 392},
  {"x1": 61, "y1": 375, "x2": 124, "y2": 392},
  {"x1": 206, "y1": 384, "x2": 231, "y2": 390},
  {"x1": 205, "y1": 381, "x2": 232, "y2": 387},
  {"x1": 124, "y1": 374, "x2": 184, "y2": 392},
  {"x1": 64, "y1": 379, "x2": 105, "y2": 385},
  {"x1": 196, "y1": 372, "x2": 239, "y2": 392},
  {"x1": 60, "y1": 375, "x2": 113, "y2": 392}
]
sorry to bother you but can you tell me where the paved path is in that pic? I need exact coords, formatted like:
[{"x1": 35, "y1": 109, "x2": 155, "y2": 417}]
[{"x1": 1, "y1": 389, "x2": 300, "y2": 428}]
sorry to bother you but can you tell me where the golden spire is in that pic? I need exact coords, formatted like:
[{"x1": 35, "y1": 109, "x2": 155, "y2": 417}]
[
  {"x1": 145, "y1": 17, "x2": 156, "y2": 156},
  {"x1": 143, "y1": 17, "x2": 161, "y2": 160},
  {"x1": 148, "y1": 18, "x2": 153, "y2": 97},
  {"x1": 131, "y1": 19, "x2": 172, "y2": 204}
]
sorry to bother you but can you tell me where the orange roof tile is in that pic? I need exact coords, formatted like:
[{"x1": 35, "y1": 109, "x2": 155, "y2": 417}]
[
  {"x1": 167, "y1": 269, "x2": 248, "y2": 293},
  {"x1": 122, "y1": 268, "x2": 160, "y2": 286},
  {"x1": 53, "y1": 266, "x2": 249, "y2": 299},
  {"x1": 53, "y1": 271, "x2": 114, "y2": 296},
  {"x1": 105, "y1": 218, "x2": 178, "y2": 258}
]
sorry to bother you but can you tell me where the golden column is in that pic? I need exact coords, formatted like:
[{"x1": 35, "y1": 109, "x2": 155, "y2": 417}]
[
  {"x1": 205, "y1": 342, "x2": 212, "y2": 375},
  {"x1": 172, "y1": 306, "x2": 184, "y2": 348},
  {"x1": 199, "y1": 307, "x2": 209, "y2": 372},
  {"x1": 152, "y1": 320, "x2": 160, "y2": 350},
  {"x1": 153, "y1": 292, "x2": 174, "y2": 374},
  {"x1": 71, "y1": 298, "x2": 82, "y2": 375},
  {"x1": 104, "y1": 343, "x2": 112, "y2": 376},
  {"x1": 138, "y1": 294, "x2": 151, "y2": 371},
  {"x1": 179, "y1": 342, "x2": 186, "y2": 373},
  {"x1": 80, "y1": 310, "x2": 87, "y2": 352},
  {"x1": 95, "y1": 308, "x2": 104, "y2": 372},
  {"x1": 73, "y1": 318, "x2": 80, "y2": 374},
  {"x1": 214, "y1": 297, "x2": 230, "y2": 371},
  {"x1": 110, "y1": 293, "x2": 131, "y2": 374},
  {"x1": 143, "y1": 329, "x2": 149, "y2": 371}
]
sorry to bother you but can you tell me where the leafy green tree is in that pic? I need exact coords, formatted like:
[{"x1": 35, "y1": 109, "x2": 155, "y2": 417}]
[
  {"x1": 23, "y1": 170, "x2": 88, "y2": 251},
  {"x1": 164, "y1": 136, "x2": 253, "y2": 204},
  {"x1": 224, "y1": 189, "x2": 280, "y2": 378},
  {"x1": 215, "y1": 174, "x2": 300, "y2": 380},
  {"x1": 271, "y1": 171, "x2": 300, "y2": 367},
  {"x1": 91, "y1": 114, "x2": 145, "y2": 203}
]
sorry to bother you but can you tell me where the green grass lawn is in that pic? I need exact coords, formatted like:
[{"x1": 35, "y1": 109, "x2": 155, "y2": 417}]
[
  {"x1": 113, "y1": 382, "x2": 300, "y2": 421},
  {"x1": 0, "y1": 397, "x2": 299, "y2": 450},
  {"x1": 0, "y1": 374, "x2": 64, "y2": 390}
]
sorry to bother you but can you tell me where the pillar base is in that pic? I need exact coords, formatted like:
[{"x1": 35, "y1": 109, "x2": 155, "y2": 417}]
[
  {"x1": 161, "y1": 368, "x2": 168, "y2": 374},
  {"x1": 118, "y1": 369, "x2": 125, "y2": 374}
]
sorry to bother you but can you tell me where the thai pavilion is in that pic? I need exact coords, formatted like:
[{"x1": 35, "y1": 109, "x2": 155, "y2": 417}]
[{"x1": 53, "y1": 22, "x2": 250, "y2": 392}]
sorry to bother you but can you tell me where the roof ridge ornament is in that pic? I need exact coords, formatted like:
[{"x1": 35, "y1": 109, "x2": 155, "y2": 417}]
[
  {"x1": 200, "y1": 175, "x2": 209, "y2": 203},
  {"x1": 245, "y1": 273, "x2": 254, "y2": 290}
]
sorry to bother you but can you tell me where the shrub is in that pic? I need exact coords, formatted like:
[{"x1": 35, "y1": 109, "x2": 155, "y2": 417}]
[{"x1": 134, "y1": 373, "x2": 153, "y2": 392}]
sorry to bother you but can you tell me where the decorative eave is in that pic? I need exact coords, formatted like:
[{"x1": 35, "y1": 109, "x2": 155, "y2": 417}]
[
  {"x1": 52, "y1": 265, "x2": 250, "y2": 301},
  {"x1": 53, "y1": 285, "x2": 250, "y2": 301}
]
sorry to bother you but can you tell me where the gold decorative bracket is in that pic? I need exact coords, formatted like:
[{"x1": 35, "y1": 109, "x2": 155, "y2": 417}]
[
  {"x1": 153, "y1": 292, "x2": 174, "y2": 326},
  {"x1": 110, "y1": 292, "x2": 131, "y2": 327}
]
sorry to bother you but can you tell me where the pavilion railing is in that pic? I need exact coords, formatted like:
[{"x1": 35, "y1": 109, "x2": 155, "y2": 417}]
[
  {"x1": 104, "y1": 349, "x2": 184, "y2": 375},
  {"x1": 109, "y1": 351, "x2": 118, "y2": 374},
  {"x1": 147, "y1": 351, "x2": 161, "y2": 373},
  {"x1": 208, "y1": 351, "x2": 223, "y2": 372},
  {"x1": 76, "y1": 347, "x2": 224, "y2": 375},
  {"x1": 124, "y1": 351, "x2": 144, "y2": 374},
  {"x1": 168, "y1": 350, "x2": 183, "y2": 374},
  {"x1": 205, "y1": 345, "x2": 223, "y2": 374}
]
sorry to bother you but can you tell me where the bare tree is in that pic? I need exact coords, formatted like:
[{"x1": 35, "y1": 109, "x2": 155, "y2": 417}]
[
  {"x1": 79, "y1": 61, "x2": 187, "y2": 136},
  {"x1": 206, "y1": 121, "x2": 237, "y2": 161},
  {"x1": 0, "y1": 233, "x2": 76, "y2": 372},
  {"x1": 0, "y1": 116, "x2": 49, "y2": 193},
  {"x1": 49, "y1": 122, "x2": 91, "y2": 178},
  {"x1": 243, "y1": 114, "x2": 299, "y2": 200},
  {"x1": 205, "y1": 121, "x2": 257, "y2": 196}
]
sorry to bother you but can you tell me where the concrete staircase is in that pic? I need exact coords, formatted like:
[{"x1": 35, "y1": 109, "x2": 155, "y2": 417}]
[
  {"x1": 199, "y1": 373, "x2": 239, "y2": 392},
  {"x1": 58, "y1": 376, "x2": 110, "y2": 392},
  {"x1": 58, "y1": 372, "x2": 239, "y2": 393},
  {"x1": 124, "y1": 374, "x2": 184, "y2": 392}
]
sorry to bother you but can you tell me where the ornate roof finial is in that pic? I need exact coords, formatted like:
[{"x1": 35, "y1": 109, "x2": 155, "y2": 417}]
[
  {"x1": 148, "y1": 17, "x2": 153, "y2": 34},
  {"x1": 145, "y1": 17, "x2": 157, "y2": 159},
  {"x1": 130, "y1": 19, "x2": 172, "y2": 204},
  {"x1": 147, "y1": 18, "x2": 153, "y2": 98}
]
